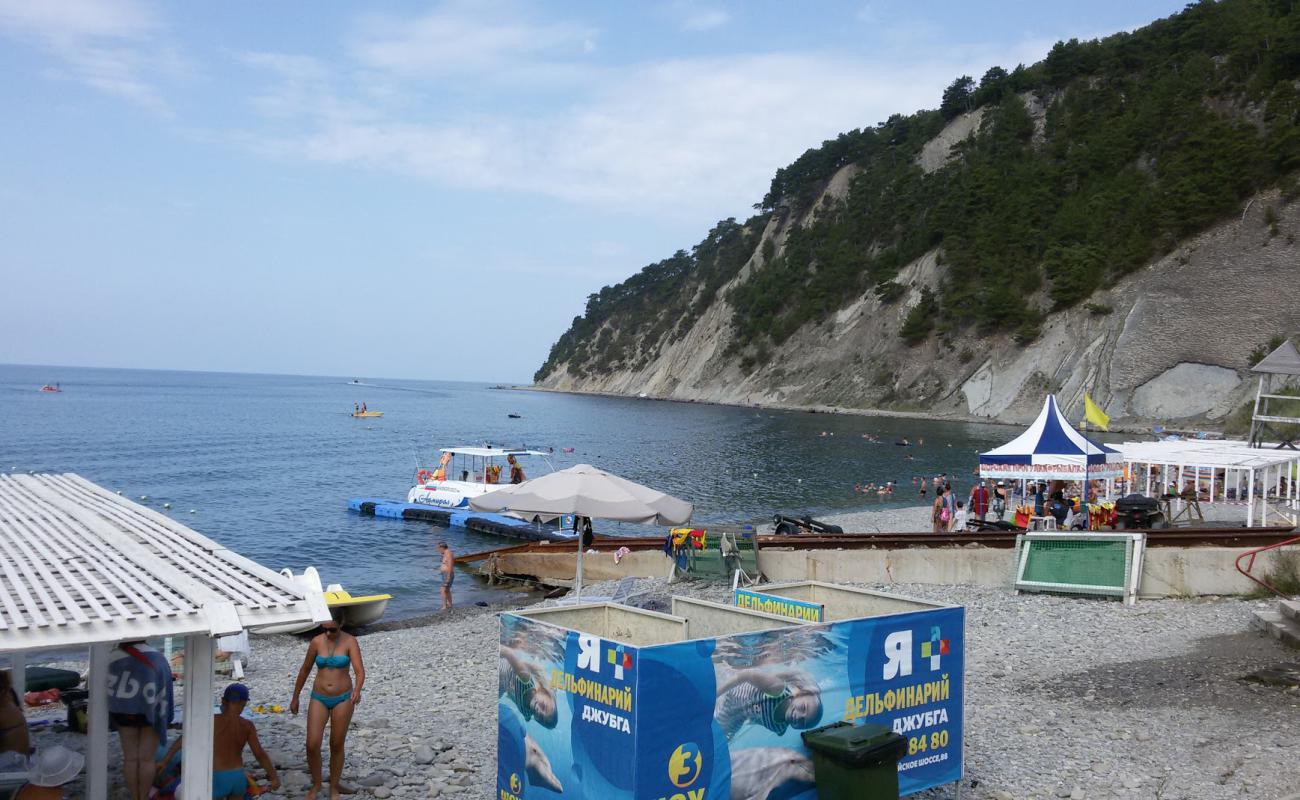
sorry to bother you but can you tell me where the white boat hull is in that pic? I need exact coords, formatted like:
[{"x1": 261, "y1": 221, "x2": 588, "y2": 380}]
[
  {"x1": 338, "y1": 597, "x2": 390, "y2": 628},
  {"x1": 407, "y1": 479, "x2": 489, "y2": 508},
  {"x1": 251, "y1": 619, "x2": 317, "y2": 636},
  {"x1": 252, "y1": 568, "x2": 391, "y2": 634}
]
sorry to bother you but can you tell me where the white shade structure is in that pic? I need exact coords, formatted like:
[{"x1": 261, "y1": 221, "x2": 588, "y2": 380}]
[
  {"x1": 0, "y1": 473, "x2": 331, "y2": 800},
  {"x1": 1114, "y1": 441, "x2": 1300, "y2": 527},
  {"x1": 469, "y1": 464, "x2": 692, "y2": 599},
  {"x1": 980, "y1": 395, "x2": 1123, "y2": 481}
]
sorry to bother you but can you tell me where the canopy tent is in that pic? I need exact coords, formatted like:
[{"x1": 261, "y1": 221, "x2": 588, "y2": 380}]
[
  {"x1": 0, "y1": 473, "x2": 330, "y2": 800},
  {"x1": 469, "y1": 464, "x2": 692, "y2": 598},
  {"x1": 980, "y1": 395, "x2": 1123, "y2": 481}
]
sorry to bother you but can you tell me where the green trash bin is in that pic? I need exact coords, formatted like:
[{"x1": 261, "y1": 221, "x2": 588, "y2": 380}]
[{"x1": 801, "y1": 721, "x2": 906, "y2": 799}]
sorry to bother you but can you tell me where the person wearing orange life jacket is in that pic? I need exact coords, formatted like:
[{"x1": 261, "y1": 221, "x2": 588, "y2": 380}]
[{"x1": 431, "y1": 452, "x2": 451, "y2": 482}]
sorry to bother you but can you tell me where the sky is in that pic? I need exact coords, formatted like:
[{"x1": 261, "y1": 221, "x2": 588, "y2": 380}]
[{"x1": 0, "y1": 0, "x2": 1189, "y2": 382}]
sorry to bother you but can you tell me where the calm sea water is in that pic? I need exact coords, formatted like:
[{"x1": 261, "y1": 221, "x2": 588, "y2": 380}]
[{"x1": 0, "y1": 364, "x2": 1013, "y2": 618}]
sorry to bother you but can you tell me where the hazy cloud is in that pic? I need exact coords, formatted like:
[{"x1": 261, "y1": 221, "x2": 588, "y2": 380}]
[
  {"x1": 0, "y1": 0, "x2": 180, "y2": 110},
  {"x1": 680, "y1": 8, "x2": 731, "y2": 32},
  {"x1": 238, "y1": 31, "x2": 1063, "y2": 220},
  {"x1": 348, "y1": 0, "x2": 597, "y2": 84}
]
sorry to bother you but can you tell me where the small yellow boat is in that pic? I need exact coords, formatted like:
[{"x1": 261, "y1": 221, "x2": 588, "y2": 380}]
[
  {"x1": 351, "y1": 411, "x2": 384, "y2": 418},
  {"x1": 253, "y1": 569, "x2": 392, "y2": 633},
  {"x1": 324, "y1": 589, "x2": 392, "y2": 627}
]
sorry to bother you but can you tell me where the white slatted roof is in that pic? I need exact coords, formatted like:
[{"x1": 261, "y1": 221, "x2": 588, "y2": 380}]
[
  {"x1": 0, "y1": 473, "x2": 330, "y2": 654},
  {"x1": 1115, "y1": 441, "x2": 1300, "y2": 470}
]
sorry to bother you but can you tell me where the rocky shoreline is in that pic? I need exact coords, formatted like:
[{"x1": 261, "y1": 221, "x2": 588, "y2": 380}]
[{"x1": 513, "y1": 383, "x2": 1219, "y2": 436}]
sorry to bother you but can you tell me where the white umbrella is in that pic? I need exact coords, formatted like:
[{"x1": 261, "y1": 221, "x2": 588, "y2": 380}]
[{"x1": 469, "y1": 464, "x2": 693, "y2": 599}]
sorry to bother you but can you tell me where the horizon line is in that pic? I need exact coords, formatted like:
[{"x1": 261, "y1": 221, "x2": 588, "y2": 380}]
[{"x1": 0, "y1": 361, "x2": 528, "y2": 387}]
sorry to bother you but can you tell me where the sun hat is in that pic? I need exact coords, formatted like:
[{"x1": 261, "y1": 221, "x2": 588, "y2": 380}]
[
  {"x1": 28, "y1": 745, "x2": 84, "y2": 787},
  {"x1": 222, "y1": 683, "x2": 250, "y2": 702}
]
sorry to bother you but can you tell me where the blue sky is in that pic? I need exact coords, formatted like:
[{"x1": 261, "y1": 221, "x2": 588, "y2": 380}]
[{"x1": 0, "y1": 0, "x2": 1188, "y2": 382}]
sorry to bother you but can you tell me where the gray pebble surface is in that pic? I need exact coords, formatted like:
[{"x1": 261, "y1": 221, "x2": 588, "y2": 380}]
[{"x1": 18, "y1": 576, "x2": 1299, "y2": 799}]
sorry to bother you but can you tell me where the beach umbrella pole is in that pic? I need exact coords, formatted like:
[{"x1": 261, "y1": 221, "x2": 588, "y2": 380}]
[{"x1": 575, "y1": 526, "x2": 584, "y2": 601}]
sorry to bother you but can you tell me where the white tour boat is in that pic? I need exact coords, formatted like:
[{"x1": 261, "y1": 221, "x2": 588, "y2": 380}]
[{"x1": 406, "y1": 446, "x2": 555, "y2": 510}]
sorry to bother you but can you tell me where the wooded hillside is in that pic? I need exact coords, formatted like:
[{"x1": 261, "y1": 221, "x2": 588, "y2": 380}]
[{"x1": 536, "y1": 0, "x2": 1300, "y2": 384}]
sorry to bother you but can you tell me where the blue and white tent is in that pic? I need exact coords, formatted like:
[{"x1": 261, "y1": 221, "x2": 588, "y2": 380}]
[{"x1": 979, "y1": 395, "x2": 1123, "y2": 481}]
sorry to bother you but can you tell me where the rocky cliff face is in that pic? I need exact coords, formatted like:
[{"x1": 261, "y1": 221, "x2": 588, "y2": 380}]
[
  {"x1": 538, "y1": 153, "x2": 1299, "y2": 427},
  {"x1": 535, "y1": 3, "x2": 1300, "y2": 427}
]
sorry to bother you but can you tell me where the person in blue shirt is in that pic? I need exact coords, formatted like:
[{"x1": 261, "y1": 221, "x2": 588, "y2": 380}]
[{"x1": 1033, "y1": 483, "x2": 1046, "y2": 517}]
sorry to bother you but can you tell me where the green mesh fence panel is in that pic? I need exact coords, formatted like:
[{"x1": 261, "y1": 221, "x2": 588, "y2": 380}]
[
  {"x1": 681, "y1": 528, "x2": 759, "y2": 580},
  {"x1": 1014, "y1": 534, "x2": 1138, "y2": 600}
]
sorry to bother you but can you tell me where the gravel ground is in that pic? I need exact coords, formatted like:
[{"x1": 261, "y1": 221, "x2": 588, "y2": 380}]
[
  {"x1": 815, "y1": 504, "x2": 936, "y2": 533},
  {"x1": 19, "y1": 579, "x2": 1300, "y2": 800}
]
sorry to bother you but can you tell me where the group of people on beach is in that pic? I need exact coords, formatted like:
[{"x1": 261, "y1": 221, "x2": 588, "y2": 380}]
[
  {"x1": 0, "y1": 613, "x2": 366, "y2": 800},
  {"x1": 927, "y1": 477, "x2": 1013, "y2": 533}
]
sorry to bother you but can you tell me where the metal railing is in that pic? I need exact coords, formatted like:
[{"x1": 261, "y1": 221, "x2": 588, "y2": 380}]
[{"x1": 1235, "y1": 533, "x2": 1300, "y2": 596}]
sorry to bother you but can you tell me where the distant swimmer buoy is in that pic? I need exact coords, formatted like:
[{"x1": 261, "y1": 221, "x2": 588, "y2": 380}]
[{"x1": 416, "y1": 469, "x2": 433, "y2": 484}]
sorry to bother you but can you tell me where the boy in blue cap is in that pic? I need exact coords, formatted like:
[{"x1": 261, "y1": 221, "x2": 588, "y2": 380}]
[
  {"x1": 213, "y1": 684, "x2": 278, "y2": 799},
  {"x1": 157, "y1": 683, "x2": 279, "y2": 799}
]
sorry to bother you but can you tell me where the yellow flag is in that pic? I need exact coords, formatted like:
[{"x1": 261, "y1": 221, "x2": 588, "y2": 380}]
[{"x1": 1084, "y1": 393, "x2": 1109, "y2": 431}]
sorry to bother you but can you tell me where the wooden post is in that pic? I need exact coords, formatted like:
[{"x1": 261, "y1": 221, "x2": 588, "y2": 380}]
[
  {"x1": 181, "y1": 635, "x2": 215, "y2": 800},
  {"x1": 87, "y1": 643, "x2": 111, "y2": 800}
]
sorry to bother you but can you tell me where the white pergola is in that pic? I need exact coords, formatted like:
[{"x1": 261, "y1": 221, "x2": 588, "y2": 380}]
[
  {"x1": 1115, "y1": 441, "x2": 1300, "y2": 527},
  {"x1": 0, "y1": 473, "x2": 330, "y2": 800}
]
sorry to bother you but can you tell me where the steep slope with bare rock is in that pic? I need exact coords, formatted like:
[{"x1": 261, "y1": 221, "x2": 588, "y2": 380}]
[{"x1": 534, "y1": 1, "x2": 1300, "y2": 427}]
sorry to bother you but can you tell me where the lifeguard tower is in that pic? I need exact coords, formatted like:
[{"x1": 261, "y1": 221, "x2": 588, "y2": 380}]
[{"x1": 1248, "y1": 339, "x2": 1300, "y2": 449}]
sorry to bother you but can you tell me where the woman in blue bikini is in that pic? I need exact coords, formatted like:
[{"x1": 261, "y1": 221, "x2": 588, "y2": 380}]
[{"x1": 290, "y1": 614, "x2": 366, "y2": 800}]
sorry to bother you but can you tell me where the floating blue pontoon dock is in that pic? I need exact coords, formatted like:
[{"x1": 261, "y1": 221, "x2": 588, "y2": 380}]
[{"x1": 347, "y1": 497, "x2": 577, "y2": 543}]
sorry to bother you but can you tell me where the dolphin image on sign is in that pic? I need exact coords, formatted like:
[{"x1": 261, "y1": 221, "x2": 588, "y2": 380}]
[
  {"x1": 729, "y1": 747, "x2": 814, "y2": 800},
  {"x1": 525, "y1": 734, "x2": 563, "y2": 793}
]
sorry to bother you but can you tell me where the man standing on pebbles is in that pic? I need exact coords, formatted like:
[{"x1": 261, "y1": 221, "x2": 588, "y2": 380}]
[{"x1": 438, "y1": 542, "x2": 454, "y2": 610}]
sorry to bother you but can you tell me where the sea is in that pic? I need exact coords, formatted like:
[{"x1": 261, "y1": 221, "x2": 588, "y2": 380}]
[{"x1": 1, "y1": 364, "x2": 1014, "y2": 618}]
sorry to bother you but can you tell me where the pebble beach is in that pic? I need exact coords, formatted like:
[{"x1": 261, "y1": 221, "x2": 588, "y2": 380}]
[
  {"x1": 13, "y1": 492, "x2": 1297, "y2": 800},
  {"x1": 30, "y1": 575, "x2": 1284, "y2": 800}
]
